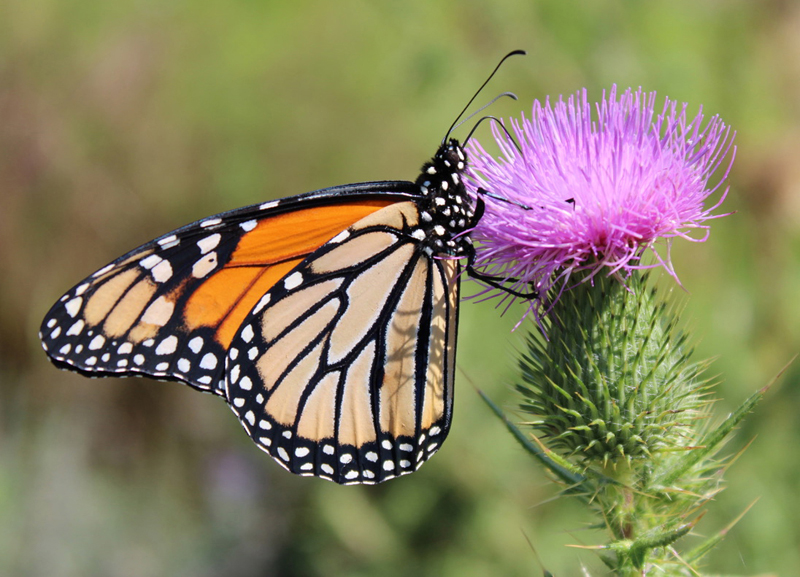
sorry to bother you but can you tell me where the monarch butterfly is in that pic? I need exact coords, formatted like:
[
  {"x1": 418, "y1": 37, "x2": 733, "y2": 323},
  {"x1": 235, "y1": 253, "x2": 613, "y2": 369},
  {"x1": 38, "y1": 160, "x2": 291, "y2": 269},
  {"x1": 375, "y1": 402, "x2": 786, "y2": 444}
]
[{"x1": 39, "y1": 51, "x2": 530, "y2": 484}]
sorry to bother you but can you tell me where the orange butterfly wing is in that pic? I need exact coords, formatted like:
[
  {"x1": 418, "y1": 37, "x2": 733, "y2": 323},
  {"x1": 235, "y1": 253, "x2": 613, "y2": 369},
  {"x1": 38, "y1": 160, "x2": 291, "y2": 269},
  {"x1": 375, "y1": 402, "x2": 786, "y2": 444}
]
[{"x1": 40, "y1": 192, "x2": 404, "y2": 395}]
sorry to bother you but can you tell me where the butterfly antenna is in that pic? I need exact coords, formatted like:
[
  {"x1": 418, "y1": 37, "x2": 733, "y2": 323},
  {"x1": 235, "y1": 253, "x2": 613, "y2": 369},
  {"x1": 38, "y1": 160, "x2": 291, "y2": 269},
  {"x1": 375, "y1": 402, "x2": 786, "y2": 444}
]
[
  {"x1": 443, "y1": 49, "x2": 527, "y2": 144},
  {"x1": 450, "y1": 91, "x2": 518, "y2": 134},
  {"x1": 464, "y1": 115, "x2": 523, "y2": 155}
]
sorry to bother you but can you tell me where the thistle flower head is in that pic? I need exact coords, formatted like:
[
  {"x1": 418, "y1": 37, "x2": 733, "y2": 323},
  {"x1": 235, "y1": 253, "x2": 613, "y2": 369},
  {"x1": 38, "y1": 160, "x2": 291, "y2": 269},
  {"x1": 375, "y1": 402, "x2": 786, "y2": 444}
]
[{"x1": 466, "y1": 86, "x2": 735, "y2": 305}]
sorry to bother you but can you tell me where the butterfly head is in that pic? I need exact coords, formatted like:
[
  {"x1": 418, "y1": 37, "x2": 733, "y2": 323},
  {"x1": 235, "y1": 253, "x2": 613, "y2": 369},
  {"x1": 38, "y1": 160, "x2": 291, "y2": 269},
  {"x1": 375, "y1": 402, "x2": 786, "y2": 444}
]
[{"x1": 413, "y1": 139, "x2": 476, "y2": 256}]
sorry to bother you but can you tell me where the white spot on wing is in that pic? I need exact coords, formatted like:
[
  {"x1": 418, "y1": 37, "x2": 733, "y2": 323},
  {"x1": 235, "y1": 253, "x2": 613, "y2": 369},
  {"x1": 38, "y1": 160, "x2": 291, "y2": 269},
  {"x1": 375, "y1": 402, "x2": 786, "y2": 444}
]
[
  {"x1": 295, "y1": 447, "x2": 310, "y2": 457},
  {"x1": 239, "y1": 376, "x2": 252, "y2": 390},
  {"x1": 158, "y1": 234, "x2": 179, "y2": 249},
  {"x1": 200, "y1": 218, "x2": 222, "y2": 228},
  {"x1": 197, "y1": 233, "x2": 221, "y2": 254},
  {"x1": 65, "y1": 297, "x2": 82, "y2": 318},
  {"x1": 93, "y1": 264, "x2": 114, "y2": 278},
  {"x1": 192, "y1": 252, "x2": 218, "y2": 278},
  {"x1": 252, "y1": 293, "x2": 271, "y2": 315},
  {"x1": 177, "y1": 358, "x2": 190, "y2": 373},
  {"x1": 88, "y1": 335, "x2": 105, "y2": 350},
  {"x1": 259, "y1": 200, "x2": 279, "y2": 210},
  {"x1": 139, "y1": 254, "x2": 162, "y2": 269},
  {"x1": 200, "y1": 353, "x2": 217, "y2": 370},
  {"x1": 241, "y1": 324, "x2": 254, "y2": 343},
  {"x1": 155, "y1": 335, "x2": 178, "y2": 355},
  {"x1": 240, "y1": 219, "x2": 257, "y2": 231},
  {"x1": 188, "y1": 336, "x2": 204, "y2": 354},
  {"x1": 330, "y1": 230, "x2": 350, "y2": 243},
  {"x1": 151, "y1": 260, "x2": 173, "y2": 283},
  {"x1": 284, "y1": 272, "x2": 303, "y2": 290}
]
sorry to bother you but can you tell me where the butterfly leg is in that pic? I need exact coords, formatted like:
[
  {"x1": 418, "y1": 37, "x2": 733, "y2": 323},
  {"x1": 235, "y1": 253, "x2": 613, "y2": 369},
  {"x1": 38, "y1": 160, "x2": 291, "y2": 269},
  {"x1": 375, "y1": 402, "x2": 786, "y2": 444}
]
[{"x1": 464, "y1": 195, "x2": 539, "y2": 299}]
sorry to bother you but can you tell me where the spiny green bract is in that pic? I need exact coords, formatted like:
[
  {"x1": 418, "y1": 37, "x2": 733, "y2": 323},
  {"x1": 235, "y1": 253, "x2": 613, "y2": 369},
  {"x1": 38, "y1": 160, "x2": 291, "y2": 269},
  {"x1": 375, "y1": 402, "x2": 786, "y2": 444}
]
[{"x1": 517, "y1": 273, "x2": 706, "y2": 464}]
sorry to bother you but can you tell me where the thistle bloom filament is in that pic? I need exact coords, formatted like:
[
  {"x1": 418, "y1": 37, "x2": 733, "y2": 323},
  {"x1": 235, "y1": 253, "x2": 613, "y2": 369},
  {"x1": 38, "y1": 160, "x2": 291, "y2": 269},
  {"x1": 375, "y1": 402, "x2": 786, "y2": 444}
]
[{"x1": 467, "y1": 86, "x2": 735, "y2": 305}]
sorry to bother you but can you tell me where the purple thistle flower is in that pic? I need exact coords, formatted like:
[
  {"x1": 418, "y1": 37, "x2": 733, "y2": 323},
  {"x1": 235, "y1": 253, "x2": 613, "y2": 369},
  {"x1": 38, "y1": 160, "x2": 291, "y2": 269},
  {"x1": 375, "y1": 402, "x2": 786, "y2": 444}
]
[{"x1": 465, "y1": 85, "x2": 735, "y2": 310}]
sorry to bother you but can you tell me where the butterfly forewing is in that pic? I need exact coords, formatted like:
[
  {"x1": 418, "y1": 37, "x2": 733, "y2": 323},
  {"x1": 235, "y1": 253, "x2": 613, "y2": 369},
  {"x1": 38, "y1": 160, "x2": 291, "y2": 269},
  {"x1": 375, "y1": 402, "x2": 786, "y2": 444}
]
[
  {"x1": 39, "y1": 190, "x2": 409, "y2": 395},
  {"x1": 225, "y1": 201, "x2": 460, "y2": 484}
]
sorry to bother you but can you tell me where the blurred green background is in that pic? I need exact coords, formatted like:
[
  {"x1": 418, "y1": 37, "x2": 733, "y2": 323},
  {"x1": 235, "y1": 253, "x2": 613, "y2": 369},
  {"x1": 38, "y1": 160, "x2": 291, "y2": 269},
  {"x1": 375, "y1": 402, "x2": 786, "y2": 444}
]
[{"x1": 2, "y1": 1, "x2": 799, "y2": 575}]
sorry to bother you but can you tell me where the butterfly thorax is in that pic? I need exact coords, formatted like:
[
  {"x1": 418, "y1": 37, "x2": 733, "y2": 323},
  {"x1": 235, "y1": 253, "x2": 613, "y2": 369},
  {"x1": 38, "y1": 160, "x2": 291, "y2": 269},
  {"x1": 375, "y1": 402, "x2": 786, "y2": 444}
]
[{"x1": 412, "y1": 139, "x2": 475, "y2": 257}]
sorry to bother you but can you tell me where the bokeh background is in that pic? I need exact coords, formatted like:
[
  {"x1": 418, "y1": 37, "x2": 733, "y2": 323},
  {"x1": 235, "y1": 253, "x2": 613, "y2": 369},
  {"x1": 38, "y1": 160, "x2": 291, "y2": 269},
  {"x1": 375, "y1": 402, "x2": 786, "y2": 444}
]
[{"x1": 2, "y1": 1, "x2": 799, "y2": 575}]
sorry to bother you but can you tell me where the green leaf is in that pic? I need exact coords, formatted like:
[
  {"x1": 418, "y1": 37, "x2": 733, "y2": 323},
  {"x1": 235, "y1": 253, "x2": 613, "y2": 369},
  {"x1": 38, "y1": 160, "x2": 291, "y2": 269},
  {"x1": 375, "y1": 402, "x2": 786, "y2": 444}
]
[
  {"x1": 683, "y1": 499, "x2": 758, "y2": 564},
  {"x1": 477, "y1": 387, "x2": 588, "y2": 488},
  {"x1": 653, "y1": 384, "x2": 768, "y2": 488}
]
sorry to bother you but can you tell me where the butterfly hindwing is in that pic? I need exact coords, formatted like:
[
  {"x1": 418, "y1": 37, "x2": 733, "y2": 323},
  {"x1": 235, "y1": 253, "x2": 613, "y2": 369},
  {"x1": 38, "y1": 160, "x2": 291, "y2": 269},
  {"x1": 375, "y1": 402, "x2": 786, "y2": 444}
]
[
  {"x1": 40, "y1": 184, "x2": 415, "y2": 395},
  {"x1": 225, "y1": 201, "x2": 460, "y2": 484}
]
